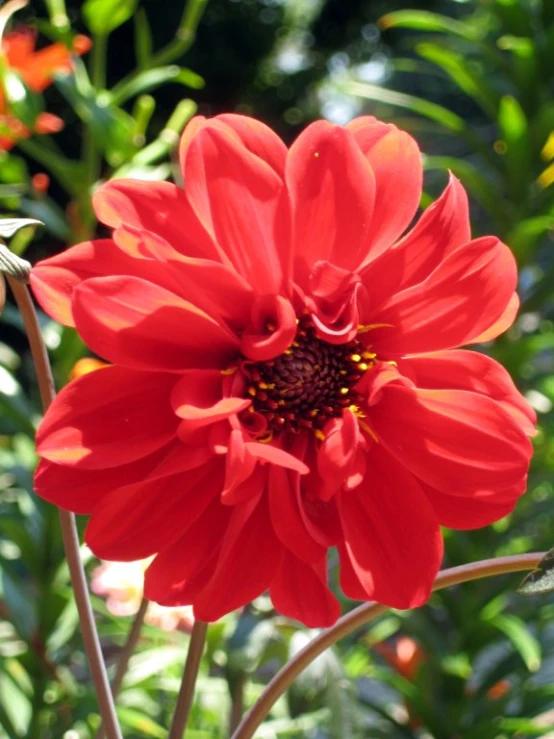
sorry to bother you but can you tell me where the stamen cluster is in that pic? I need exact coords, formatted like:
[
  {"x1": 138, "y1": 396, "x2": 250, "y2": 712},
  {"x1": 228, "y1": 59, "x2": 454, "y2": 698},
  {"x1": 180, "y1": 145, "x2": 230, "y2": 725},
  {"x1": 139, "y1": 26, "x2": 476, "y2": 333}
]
[{"x1": 242, "y1": 317, "x2": 375, "y2": 438}]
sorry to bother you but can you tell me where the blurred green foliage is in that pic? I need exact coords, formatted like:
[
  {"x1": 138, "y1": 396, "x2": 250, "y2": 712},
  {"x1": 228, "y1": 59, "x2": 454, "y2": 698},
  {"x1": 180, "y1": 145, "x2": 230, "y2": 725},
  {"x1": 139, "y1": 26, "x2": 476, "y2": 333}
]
[{"x1": 1, "y1": 0, "x2": 554, "y2": 737}]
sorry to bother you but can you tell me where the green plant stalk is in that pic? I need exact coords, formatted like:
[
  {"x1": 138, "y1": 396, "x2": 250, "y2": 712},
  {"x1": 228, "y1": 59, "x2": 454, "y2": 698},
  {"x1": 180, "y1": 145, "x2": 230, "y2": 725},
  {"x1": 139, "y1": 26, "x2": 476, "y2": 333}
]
[
  {"x1": 168, "y1": 620, "x2": 208, "y2": 739},
  {"x1": 231, "y1": 552, "x2": 545, "y2": 739},
  {"x1": 43, "y1": 0, "x2": 70, "y2": 31},
  {"x1": 17, "y1": 139, "x2": 80, "y2": 196},
  {"x1": 110, "y1": 0, "x2": 209, "y2": 101},
  {"x1": 6, "y1": 275, "x2": 123, "y2": 739}
]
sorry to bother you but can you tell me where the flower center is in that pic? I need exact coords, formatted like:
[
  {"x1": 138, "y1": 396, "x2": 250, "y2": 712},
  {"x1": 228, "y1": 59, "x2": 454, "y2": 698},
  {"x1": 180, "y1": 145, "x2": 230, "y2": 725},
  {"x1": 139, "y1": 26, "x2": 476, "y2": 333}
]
[{"x1": 242, "y1": 316, "x2": 375, "y2": 439}]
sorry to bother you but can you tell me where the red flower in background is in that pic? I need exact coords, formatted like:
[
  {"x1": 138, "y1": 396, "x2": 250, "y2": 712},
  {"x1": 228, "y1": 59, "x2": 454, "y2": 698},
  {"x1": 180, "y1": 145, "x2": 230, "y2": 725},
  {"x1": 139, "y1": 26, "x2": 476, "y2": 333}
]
[
  {"x1": 0, "y1": 29, "x2": 91, "y2": 149},
  {"x1": 31, "y1": 114, "x2": 535, "y2": 627}
]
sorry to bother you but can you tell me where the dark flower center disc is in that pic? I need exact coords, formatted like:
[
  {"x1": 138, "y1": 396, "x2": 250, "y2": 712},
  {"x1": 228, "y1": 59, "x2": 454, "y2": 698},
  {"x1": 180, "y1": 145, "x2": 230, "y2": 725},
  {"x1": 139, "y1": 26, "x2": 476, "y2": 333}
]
[{"x1": 242, "y1": 317, "x2": 374, "y2": 438}]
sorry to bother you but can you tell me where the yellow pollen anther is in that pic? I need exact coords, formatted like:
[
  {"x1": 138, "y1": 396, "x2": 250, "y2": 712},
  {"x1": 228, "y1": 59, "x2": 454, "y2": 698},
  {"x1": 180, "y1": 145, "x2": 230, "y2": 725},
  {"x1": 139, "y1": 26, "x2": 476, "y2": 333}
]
[
  {"x1": 387, "y1": 360, "x2": 398, "y2": 367},
  {"x1": 350, "y1": 353, "x2": 362, "y2": 362},
  {"x1": 221, "y1": 366, "x2": 238, "y2": 376},
  {"x1": 349, "y1": 404, "x2": 365, "y2": 418},
  {"x1": 339, "y1": 387, "x2": 349, "y2": 395},
  {"x1": 247, "y1": 387, "x2": 257, "y2": 397},
  {"x1": 362, "y1": 351, "x2": 376, "y2": 360},
  {"x1": 357, "y1": 362, "x2": 369, "y2": 372},
  {"x1": 314, "y1": 429, "x2": 325, "y2": 441}
]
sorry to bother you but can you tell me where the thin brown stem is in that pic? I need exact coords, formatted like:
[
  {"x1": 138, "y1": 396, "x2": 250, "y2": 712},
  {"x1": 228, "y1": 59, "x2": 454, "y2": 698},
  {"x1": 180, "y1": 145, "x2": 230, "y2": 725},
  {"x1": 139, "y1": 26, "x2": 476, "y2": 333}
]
[
  {"x1": 7, "y1": 276, "x2": 123, "y2": 739},
  {"x1": 168, "y1": 620, "x2": 208, "y2": 739},
  {"x1": 231, "y1": 552, "x2": 544, "y2": 739},
  {"x1": 96, "y1": 598, "x2": 149, "y2": 739}
]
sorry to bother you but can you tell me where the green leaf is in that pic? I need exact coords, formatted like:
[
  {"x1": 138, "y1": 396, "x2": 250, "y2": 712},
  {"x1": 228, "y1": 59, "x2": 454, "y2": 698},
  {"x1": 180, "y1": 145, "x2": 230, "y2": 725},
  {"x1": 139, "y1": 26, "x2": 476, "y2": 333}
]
[
  {"x1": 415, "y1": 42, "x2": 498, "y2": 118},
  {"x1": 518, "y1": 547, "x2": 554, "y2": 595},
  {"x1": 491, "y1": 614, "x2": 541, "y2": 672},
  {"x1": 379, "y1": 10, "x2": 483, "y2": 41},
  {"x1": 342, "y1": 81, "x2": 466, "y2": 132},
  {"x1": 82, "y1": 0, "x2": 139, "y2": 36},
  {"x1": 111, "y1": 66, "x2": 204, "y2": 105}
]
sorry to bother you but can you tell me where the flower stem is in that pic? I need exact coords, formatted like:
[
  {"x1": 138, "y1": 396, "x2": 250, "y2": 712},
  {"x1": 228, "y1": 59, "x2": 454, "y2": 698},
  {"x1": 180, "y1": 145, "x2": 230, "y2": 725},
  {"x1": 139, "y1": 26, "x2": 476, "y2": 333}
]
[
  {"x1": 168, "y1": 620, "x2": 208, "y2": 739},
  {"x1": 6, "y1": 276, "x2": 123, "y2": 739},
  {"x1": 231, "y1": 552, "x2": 544, "y2": 739},
  {"x1": 95, "y1": 598, "x2": 149, "y2": 739}
]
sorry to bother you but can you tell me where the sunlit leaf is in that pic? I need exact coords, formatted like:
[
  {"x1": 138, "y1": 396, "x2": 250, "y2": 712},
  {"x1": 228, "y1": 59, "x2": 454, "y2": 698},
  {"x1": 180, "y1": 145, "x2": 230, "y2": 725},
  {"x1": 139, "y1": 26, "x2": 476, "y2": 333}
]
[
  {"x1": 379, "y1": 10, "x2": 483, "y2": 41},
  {"x1": 343, "y1": 81, "x2": 466, "y2": 132},
  {"x1": 82, "y1": 0, "x2": 139, "y2": 36},
  {"x1": 519, "y1": 547, "x2": 554, "y2": 595},
  {"x1": 490, "y1": 614, "x2": 541, "y2": 672}
]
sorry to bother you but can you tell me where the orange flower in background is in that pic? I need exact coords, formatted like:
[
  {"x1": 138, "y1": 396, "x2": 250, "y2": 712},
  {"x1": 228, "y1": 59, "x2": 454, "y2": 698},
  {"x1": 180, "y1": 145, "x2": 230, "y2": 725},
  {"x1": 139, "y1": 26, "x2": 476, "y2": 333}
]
[
  {"x1": 374, "y1": 636, "x2": 425, "y2": 681},
  {"x1": 0, "y1": 28, "x2": 91, "y2": 150}
]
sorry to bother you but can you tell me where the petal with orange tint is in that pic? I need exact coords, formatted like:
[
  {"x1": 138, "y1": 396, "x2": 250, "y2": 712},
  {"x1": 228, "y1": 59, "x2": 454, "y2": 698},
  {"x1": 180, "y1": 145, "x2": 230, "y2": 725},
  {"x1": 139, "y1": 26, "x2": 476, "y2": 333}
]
[
  {"x1": 402, "y1": 350, "x2": 536, "y2": 436},
  {"x1": 72, "y1": 275, "x2": 239, "y2": 372},
  {"x1": 179, "y1": 114, "x2": 287, "y2": 179},
  {"x1": 270, "y1": 552, "x2": 341, "y2": 627},
  {"x1": 338, "y1": 445, "x2": 443, "y2": 609},
  {"x1": 472, "y1": 292, "x2": 519, "y2": 343},
  {"x1": 36, "y1": 366, "x2": 177, "y2": 469},
  {"x1": 93, "y1": 179, "x2": 223, "y2": 262},
  {"x1": 348, "y1": 117, "x2": 422, "y2": 259},
  {"x1": 370, "y1": 236, "x2": 517, "y2": 355},
  {"x1": 183, "y1": 124, "x2": 287, "y2": 293},
  {"x1": 34, "y1": 443, "x2": 173, "y2": 514},
  {"x1": 287, "y1": 121, "x2": 375, "y2": 278},
  {"x1": 369, "y1": 383, "x2": 532, "y2": 497},
  {"x1": 31, "y1": 237, "x2": 184, "y2": 327}
]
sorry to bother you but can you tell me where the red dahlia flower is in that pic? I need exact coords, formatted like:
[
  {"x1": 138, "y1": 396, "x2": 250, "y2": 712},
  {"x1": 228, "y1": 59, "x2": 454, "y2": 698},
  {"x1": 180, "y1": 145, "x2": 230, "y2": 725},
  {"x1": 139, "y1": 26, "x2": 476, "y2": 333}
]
[{"x1": 31, "y1": 114, "x2": 535, "y2": 627}]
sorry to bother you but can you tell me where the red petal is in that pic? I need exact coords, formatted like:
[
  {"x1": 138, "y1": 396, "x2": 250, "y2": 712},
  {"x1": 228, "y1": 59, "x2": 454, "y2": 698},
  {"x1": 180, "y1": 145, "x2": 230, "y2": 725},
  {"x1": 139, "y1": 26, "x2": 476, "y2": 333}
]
[
  {"x1": 171, "y1": 370, "x2": 250, "y2": 429},
  {"x1": 93, "y1": 180, "x2": 222, "y2": 262},
  {"x1": 179, "y1": 114, "x2": 287, "y2": 179},
  {"x1": 36, "y1": 366, "x2": 177, "y2": 469},
  {"x1": 240, "y1": 294, "x2": 297, "y2": 361},
  {"x1": 421, "y1": 482, "x2": 519, "y2": 530},
  {"x1": 34, "y1": 444, "x2": 171, "y2": 514},
  {"x1": 361, "y1": 175, "x2": 470, "y2": 313},
  {"x1": 183, "y1": 124, "x2": 287, "y2": 293},
  {"x1": 338, "y1": 445, "x2": 443, "y2": 609},
  {"x1": 347, "y1": 117, "x2": 422, "y2": 261},
  {"x1": 270, "y1": 552, "x2": 341, "y2": 627},
  {"x1": 287, "y1": 121, "x2": 376, "y2": 278},
  {"x1": 370, "y1": 383, "x2": 533, "y2": 498},
  {"x1": 472, "y1": 292, "x2": 519, "y2": 343},
  {"x1": 370, "y1": 236, "x2": 517, "y2": 354},
  {"x1": 144, "y1": 497, "x2": 230, "y2": 605},
  {"x1": 72, "y1": 275, "x2": 239, "y2": 371},
  {"x1": 268, "y1": 465, "x2": 326, "y2": 563},
  {"x1": 85, "y1": 454, "x2": 222, "y2": 560},
  {"x1": 193, "y1": 495, "x2": 284, "y2": 621},
  {"x1": 402, "y1": 350, "x2": 536, "y2": 436}
]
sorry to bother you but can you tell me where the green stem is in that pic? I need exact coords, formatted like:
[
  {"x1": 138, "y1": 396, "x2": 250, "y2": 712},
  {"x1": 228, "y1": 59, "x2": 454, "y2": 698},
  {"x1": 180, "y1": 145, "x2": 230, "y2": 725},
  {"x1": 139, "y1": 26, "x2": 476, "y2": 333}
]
[
  {"x1": 43, "y1": 0, "x2": 71, "y2": 32},
  {"x1": 6, "y1": 276, "x2": 123, "y2": 739},
  {"x1": 168, "y1": 620, "x2": 208, "y2": 739},
  {"x1": 16, "y1": 139, "x2": 79, "y2": 196},
  {"x1": 231, "y1": 552, "x2": 545, "y2": 739},
  {"x1": 110, "y1": 0, "x2": 208, "y2": 100}
]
